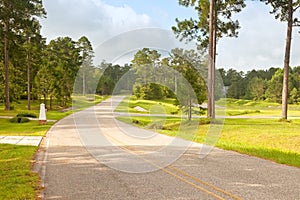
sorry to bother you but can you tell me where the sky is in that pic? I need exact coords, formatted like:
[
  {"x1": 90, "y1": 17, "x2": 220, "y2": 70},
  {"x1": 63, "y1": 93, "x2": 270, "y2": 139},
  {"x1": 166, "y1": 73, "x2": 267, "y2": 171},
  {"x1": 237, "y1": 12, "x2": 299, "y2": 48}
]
[{"x1": 40, "y1": 0, "x2": 300, "y2": 72}]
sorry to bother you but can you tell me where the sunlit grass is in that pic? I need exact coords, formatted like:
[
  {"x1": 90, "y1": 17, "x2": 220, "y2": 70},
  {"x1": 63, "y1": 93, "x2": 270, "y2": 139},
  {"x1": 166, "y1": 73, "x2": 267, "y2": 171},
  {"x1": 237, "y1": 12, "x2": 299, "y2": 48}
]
[
  {"x1": 0, "y1": 144, "x2": 40, "y2": 200},
  {"x1": 0, "y1": 95, "x2": 106, "y2": 199},
  {"x1": 117, "y1": 115, "x2": 300, "y2": 167},
  {"x1": 0, "y1": 119, "x2": 54, "y2": 136},
  {"x1": 116, "y1": 97, "x2": 300, "y2": 117},
  {"x1": 219, "y1": 98, "x2": 300, "y2": 117},
  {"x1": 0, "y1": 95, "x2": 105, "y2": 119},
  {"x1": 115, "y1": 96, "x2": 180, "y2": 114}
]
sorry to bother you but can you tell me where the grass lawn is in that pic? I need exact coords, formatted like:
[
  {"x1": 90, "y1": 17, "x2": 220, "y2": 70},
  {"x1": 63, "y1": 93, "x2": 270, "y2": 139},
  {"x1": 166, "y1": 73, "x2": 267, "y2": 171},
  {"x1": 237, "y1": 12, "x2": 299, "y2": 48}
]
[
  {"x1": 118, "y1": 116, "x2": 300, "y2": 167},
  {"x1": 116, "y1": 97, "x2": 300, "y2": 168},
  {"x1": 222, "y1": 98, "x2": 300, "y2": 117},
  {"x1": 0, "y1": 119, "x2": 54, "y2": 136},
  {"x1": 115, "y1": 96, "x2": 180, "y2": 114},
  {"x1": 216, "y1": 119, "x2": 300, "y2": 167},
  {"x1": 0, "y1": 95, "x2": 105, "y2": 119},
  {"x1": 0, "y1": 144, "x2": 40, "y2": 200},
  {"x1": 0, "y1": 95, "x2": 106, "y2": 199},
  {"x1": 116, "y1": 96, "x2": 300, "y2": 117}
]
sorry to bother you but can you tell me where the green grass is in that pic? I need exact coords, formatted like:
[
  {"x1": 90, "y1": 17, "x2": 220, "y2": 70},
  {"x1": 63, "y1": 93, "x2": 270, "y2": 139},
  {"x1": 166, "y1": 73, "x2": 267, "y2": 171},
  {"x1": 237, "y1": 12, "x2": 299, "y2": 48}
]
[
  {"x1": 227, "y1": 110, "x2": 261, "y2": 116},
  {"x1": 116, "y1": 97, "x2": 300, "y2": 167},
  {"x1": 217, "y1": 119, "x2": 300, "y2": 153},
  {"x1": 221, "y1": 98, "x2": 300, "y2": 117},
  {"x1": 0, "y1": 144, "x2": 40, "y2": 200},
  {"x1": 0, "y1": 95, "x2": 106, "y2": 199},
  {"x1": 196, "y1": 118, "x2": 300, "y2": 167},
  {"x1": 0, "y1": 95, "x2": 105, "y2": 120},
  {"x1": 116, "y1": 96, "x2": 300, "y2": 117},
  {"x1": 0, "y1": 118, "x2": 54, "y2": 136},
  {"x1": 115, "y1": 96, "x2": 180, "y2": 114},
  {"x1": 118, "y1": 116, "x2": 189, "y2": 130},
  {"x1": 117, "y1": 115, "x2": 300, "y2": 168}
]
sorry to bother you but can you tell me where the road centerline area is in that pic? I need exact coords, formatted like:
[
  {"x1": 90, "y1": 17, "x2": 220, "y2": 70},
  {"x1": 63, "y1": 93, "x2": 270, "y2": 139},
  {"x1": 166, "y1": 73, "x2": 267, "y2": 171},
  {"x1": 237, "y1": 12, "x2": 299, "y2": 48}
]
[
  {"x1": 100, "y1": 125, "x2": 241, "y2": 200},
  {"x1": 37, "y1": 97, "x2": 300, "y2": 200}
]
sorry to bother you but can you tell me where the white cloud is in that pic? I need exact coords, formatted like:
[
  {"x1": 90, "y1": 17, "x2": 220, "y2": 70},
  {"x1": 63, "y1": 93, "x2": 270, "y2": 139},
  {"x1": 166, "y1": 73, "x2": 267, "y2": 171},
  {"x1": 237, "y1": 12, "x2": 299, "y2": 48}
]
[
  {"x1": 93, "y1": 28, "x2": 195, "y2": 65},
  {"x1": 217, "y1": 2, "x2": 300, "y2": 71},
  {"x1": 40, "y1": 0, "x2": 198, "y2": 66},
  {"x1": 40, "y1": 0, "x2": 153, "y2": 46},
  {"x1": 40, "y1": 0, "x2": 300, "y2": 71}
]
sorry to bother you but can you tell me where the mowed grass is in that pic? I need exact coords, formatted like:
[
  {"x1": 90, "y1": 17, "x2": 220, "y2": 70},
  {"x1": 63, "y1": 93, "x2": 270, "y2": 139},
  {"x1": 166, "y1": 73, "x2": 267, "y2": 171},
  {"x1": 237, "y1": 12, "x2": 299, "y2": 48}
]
[
  {"x1": 115, "y1": 96, "x2": 180, "y2": 114},
  {"x1": 116, "y1": 96, "x2": 300, "y2": 117},
  {"x1": 0, "y1": 95, "x2": 105, "y2": 120},
  {"x1": 218, "y1": 119, "x2": 300, "y2": 167},
  {"x1": 222, "y1": 98, "x2": 300, "y2": 117},
  {"x1": 0, "y1": 95, "x2": 105, "y2": 199},
  {"x1": 0, "y1": 119, "x2": 54, "y2": 136},
  {"x1": 116, "y1": 97, "x2": 300, "y2": 168},
  {"x1": 0, "y1": 95, "x2": 105, "y2": 136},
  {"x1": 118, "y1": 116, "x2": 300, "y2": 167},
  {"x1": 0, "y1": 144, "x2": 40, "y2": 200}
]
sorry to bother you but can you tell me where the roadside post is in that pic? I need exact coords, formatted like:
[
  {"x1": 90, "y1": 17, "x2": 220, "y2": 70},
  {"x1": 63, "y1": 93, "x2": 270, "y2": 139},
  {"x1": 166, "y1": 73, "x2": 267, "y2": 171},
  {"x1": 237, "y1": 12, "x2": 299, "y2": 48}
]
[{"x1": 39, "y1": 103, "x2": 47, "y2": 125}]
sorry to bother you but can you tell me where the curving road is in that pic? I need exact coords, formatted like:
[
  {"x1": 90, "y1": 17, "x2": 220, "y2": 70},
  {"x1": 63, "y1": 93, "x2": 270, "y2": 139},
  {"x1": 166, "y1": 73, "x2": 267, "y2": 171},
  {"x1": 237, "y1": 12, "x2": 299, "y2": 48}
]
[{"x1": 34, "y1": 97, "x2": 300, "y2": 200}]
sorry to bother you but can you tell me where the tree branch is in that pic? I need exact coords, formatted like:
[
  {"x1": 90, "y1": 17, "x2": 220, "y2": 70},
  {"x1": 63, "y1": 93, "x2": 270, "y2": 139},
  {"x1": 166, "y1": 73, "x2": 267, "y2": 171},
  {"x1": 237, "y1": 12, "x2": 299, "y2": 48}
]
[{"x1": 293, "y1": 5, "x2": 300, "y2": 12}]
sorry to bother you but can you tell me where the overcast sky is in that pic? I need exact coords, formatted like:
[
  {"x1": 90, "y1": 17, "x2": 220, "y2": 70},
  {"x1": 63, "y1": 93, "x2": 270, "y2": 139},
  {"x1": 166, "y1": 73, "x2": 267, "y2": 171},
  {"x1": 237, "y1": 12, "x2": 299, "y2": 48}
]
[{"x1": 40, "y1": 0, "x2": 300, "y2": 72}]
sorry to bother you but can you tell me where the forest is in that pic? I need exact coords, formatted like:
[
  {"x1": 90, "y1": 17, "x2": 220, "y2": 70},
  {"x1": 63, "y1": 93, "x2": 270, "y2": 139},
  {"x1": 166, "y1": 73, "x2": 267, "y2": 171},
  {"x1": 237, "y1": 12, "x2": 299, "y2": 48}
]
[
  {"x1": 219, "y1": 66, "x2": 300, "y2": 104},
  {"x1": 1, "y1": 0, "x2": 300, "y2": 113}
]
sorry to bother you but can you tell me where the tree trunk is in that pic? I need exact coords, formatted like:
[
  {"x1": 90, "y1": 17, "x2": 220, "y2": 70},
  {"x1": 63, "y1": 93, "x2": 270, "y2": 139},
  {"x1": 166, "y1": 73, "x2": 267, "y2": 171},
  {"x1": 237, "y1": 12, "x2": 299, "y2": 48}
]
[
  {"x1": 50, "y1": 95, "x2": 53, "y2": 110},
  {"x1": 174, "y1": 73, "x2": 177, "y2": 94},
  {"x1": 4, "y1": 22, "x2": 10, "y2": 111},
  {"x1": 188, "y1": 98, "x2": 192, "y2": 121},
  {"x1": 44, "y1": 93, "x2": 47, "y2": 108},
  {"x1": 83, "y1": 70, "x2": 85, "y2": 96},
  {"x1": 207, "y1": 0, "x2": 215, "y2": 118},
  {"x1": 27, "y1": 37, "x2": 31, "y2": 110},
  {"x1": 212, "y1": 4, "x2": 217, "y2": 119},
  {"x1": 282, "y1": 0, "x2": 293, "y2": 120}
]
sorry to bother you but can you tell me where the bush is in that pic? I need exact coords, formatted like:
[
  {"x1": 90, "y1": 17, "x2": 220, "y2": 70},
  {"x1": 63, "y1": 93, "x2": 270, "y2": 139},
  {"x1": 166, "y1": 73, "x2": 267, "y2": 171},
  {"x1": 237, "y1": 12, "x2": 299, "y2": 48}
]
[
  {"x1": 134, "y1": 83, "x2": 166, "y2": 100},
  {"x1": 10, "y1": 117, "x2": 30, "y2": 123},
  {"x1": 171, "y1": 111, "x2": 178, "y2": 115},
  {"x1": 16, "y1": 113, "x2": 37, "y2": 118},
  {"x1": 132, "y1": 120, "x2": 140, "y2": 124}
]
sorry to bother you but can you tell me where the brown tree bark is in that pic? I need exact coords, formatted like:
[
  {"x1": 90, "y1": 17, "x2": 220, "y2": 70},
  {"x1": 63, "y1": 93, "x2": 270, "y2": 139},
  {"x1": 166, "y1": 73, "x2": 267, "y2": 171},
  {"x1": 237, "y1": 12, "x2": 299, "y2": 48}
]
[
  {"x1": 282, "y1": 0, "x2": 293, "y2": 120},
  {"x1": 208, "y1": 0, "x2": 216, "y2": 118},
  {"x1": 4, "y1": 22, "x2": 10, "y2": 111},
  {"x1": 27, "y1": 37, "x2": 31, "y2": 110}
]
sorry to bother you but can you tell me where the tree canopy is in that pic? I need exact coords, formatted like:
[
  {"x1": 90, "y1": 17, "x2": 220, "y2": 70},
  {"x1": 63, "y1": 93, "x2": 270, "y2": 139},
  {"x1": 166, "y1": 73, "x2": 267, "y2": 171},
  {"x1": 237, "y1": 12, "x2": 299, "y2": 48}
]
[
  {"x1": 1, "y1": 0, "x2": 300, "y2": 116},
  {"x1": 0, "y1": 0, "x2": 46, "y2": 110},
  {"x1": 172, "y1": 0, "x2": 245, "y2": 48}
]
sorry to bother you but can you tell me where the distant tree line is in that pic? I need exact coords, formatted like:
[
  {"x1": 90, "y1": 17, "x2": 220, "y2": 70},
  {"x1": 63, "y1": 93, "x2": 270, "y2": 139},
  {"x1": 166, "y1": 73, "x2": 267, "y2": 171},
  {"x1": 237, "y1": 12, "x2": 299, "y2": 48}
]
[
  {"x1": 1, "y1": 0, "x2": 300, "y2": 114},
  {"x1": 219, "y1": 66, "x2": 300, "y2": 104}
]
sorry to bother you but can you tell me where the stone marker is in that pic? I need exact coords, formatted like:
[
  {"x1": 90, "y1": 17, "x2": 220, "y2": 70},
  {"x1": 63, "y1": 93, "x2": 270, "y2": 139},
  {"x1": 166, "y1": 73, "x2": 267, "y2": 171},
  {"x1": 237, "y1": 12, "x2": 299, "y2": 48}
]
[{"x1": 39, "y1": 103, "x2": 47, "y2": 125}]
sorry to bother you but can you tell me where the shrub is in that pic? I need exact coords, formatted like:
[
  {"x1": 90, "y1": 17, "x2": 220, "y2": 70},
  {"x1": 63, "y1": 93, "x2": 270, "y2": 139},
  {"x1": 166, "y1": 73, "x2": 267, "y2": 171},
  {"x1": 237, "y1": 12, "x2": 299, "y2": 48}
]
[
  {"x1": 10, "y1": 117, "x2": 30, "y2": 123},
  {"x1": 132, "y1": 119, "x2": 141, "y2": 125},
  {"x1": 16, "y1": 113, "x2": 37, "y2": 118},
  {"x1": 171, "y1": 111, "x2": 178, "y2": 115}
]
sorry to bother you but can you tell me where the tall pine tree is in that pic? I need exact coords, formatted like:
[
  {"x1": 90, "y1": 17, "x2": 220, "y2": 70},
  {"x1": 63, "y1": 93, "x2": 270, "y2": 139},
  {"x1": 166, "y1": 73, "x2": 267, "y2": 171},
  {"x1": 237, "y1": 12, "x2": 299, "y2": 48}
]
[
  {"x1": 172, "y1": 0, "x2": 245, "y2": 118},
  {"x1": 260, "y1": 0, "x2": 300, "y2": 119}
]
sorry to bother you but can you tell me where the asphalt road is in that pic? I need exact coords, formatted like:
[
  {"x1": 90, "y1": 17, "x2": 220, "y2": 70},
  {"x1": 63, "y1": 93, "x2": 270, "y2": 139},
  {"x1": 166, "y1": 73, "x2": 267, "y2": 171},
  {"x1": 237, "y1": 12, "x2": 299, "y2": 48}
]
[{"x1": 34, "y1": 97, "x2": 300, "y2": 200}]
